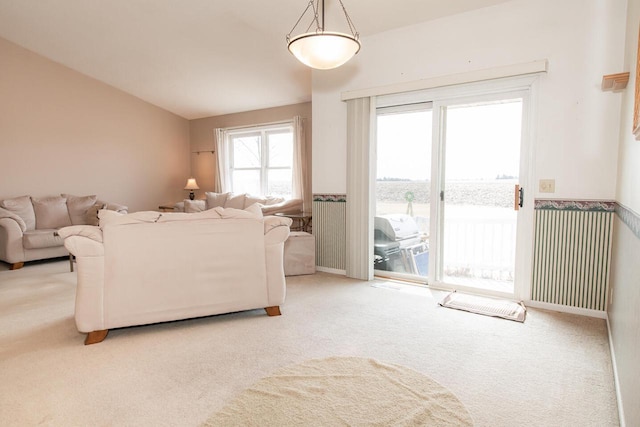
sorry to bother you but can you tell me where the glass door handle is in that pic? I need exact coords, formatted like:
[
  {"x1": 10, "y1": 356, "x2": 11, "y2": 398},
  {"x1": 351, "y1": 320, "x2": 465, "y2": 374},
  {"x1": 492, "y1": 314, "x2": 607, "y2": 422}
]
[{"x1": 514, "y1": 185, "x2": 524, "y2": 211}]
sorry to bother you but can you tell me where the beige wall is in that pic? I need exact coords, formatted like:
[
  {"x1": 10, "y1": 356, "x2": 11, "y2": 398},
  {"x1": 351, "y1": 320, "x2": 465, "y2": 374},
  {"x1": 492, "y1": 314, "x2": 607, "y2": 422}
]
[
  {"x1": 608, "y1": 1, "x2": 640, "y2": 426},
  {"x1": 0, "y1": 37, "x2": 190, "y2": 212},
  {"x1": 188, "y1": 102, "x2": 312, "y2": 206},
  {"x1": 617, "y1": 1, "x2": 640, "y2": 213}
]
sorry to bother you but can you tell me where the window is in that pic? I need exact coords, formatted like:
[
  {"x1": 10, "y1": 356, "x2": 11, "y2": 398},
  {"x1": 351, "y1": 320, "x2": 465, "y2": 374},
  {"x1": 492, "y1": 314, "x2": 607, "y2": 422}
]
[{"x1": 228, "y1": 124, "x2": 294, "y2": 198}]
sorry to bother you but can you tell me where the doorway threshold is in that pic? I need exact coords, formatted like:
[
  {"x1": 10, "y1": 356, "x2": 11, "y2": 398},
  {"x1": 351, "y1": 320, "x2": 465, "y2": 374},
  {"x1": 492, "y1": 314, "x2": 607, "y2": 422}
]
[{"x1": 371, "y1": 276, "x2": 444, "y2": 299}]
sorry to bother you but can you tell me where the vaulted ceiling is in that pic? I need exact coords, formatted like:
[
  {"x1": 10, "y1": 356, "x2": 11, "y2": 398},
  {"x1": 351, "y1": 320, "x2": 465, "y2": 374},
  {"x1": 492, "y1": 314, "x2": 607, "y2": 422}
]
[{"x1": 0, "y1": 0, "x2": 512, "y2": 119}]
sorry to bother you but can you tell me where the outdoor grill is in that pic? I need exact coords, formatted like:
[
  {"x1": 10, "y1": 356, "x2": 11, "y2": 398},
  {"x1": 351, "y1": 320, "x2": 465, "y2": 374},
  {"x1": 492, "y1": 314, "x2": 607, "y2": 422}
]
[{"x1": 374, "y1": 214, "x2": 428, "y2": 275}]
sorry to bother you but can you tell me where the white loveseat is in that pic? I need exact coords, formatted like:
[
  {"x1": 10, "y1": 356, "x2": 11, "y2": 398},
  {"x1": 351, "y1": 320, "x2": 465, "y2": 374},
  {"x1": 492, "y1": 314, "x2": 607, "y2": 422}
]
[
  {"x1": 0, "y1": 194, "x2": 127, "y2": 270},
  {"x1": 58, "y1": 205, "x2": 291, "y2": 345},
  {"x1": 173, "y1": 192, "x2": 303, "y2": 216}
]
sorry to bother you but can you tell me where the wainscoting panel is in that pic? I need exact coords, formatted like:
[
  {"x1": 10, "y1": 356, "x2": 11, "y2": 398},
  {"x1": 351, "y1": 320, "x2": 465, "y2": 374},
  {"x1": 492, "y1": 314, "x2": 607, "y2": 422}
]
[
  {"x1": 313, "y1": 195, "x2": 346, "y2": 270},
  {"x1": 531, "y1": 200, "x2": 614, "y2": 311}
]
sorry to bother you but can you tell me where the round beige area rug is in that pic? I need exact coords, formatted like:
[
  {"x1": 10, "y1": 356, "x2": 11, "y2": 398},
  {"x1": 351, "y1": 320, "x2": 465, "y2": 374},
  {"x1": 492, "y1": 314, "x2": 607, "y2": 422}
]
[{"x1": 203, "y1": 356, "x2": 473, "y2": 426}]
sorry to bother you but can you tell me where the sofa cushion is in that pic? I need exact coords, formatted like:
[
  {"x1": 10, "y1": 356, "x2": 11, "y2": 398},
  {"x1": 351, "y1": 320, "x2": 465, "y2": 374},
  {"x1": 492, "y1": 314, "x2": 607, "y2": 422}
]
[
  {"x1": 23, "y1": 229, "x2": 64, "y2": 249},
  {"x1": 184, "y1": 199, "x2": 205, "y2": 213},
  {"x1": 225, "y1": 193, "x2": 246, "y2": 209},
  {"x1": 63, "y1": 194, "x2": 98, "y2": 225},
  {"x1": 32, "y1": 196, "x2": 71, "y2": 230},
  {"x1": 86, "y1": 203, "x2": 107, "y2": 226},
  {"x1": 205, "y1": 192, "x2": 229, "y2": 210},
  {"x1": 0, "y1": 195, "x2": 36, "y2": 231}
]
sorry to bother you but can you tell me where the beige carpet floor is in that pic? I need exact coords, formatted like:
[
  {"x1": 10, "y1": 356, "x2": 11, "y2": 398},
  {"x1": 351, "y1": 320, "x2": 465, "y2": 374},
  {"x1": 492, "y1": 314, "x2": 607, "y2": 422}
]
[{"x1": 0, "y1": 260, "x2": 619, "y2": 426}]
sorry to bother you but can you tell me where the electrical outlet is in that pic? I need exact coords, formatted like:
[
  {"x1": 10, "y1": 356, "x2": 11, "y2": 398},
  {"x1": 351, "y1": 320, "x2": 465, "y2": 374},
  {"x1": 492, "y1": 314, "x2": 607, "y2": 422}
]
[{"x1": 539, "y1": 179, "x2": 555, "y2": 193}]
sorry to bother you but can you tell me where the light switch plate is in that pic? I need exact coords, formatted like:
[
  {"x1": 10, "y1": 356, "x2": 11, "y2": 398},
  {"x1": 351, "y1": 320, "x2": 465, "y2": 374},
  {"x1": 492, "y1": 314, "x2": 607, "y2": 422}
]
[{"x1": 539, "y1": 179, "x2": 555, "y2": 193}]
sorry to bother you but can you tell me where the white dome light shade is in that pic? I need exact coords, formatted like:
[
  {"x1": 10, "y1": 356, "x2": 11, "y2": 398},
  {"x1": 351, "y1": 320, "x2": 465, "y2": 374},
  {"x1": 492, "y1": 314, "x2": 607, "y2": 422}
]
[{"x1": 288, "y1": 32, "x2": 360, "y2": 70}]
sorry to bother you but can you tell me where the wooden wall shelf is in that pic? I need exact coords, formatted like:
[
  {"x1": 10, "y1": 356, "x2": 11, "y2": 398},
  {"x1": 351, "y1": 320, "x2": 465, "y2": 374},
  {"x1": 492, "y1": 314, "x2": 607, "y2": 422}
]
[{"x1": 601, "y1": 72, "x2": 630, "y2": 91}]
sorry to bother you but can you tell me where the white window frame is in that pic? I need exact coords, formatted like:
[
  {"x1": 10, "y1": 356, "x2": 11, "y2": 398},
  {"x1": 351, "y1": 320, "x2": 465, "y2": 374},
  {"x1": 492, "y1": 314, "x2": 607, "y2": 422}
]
[{"x1": 227, "y1": 123, "x2": 294, "y2": 198}]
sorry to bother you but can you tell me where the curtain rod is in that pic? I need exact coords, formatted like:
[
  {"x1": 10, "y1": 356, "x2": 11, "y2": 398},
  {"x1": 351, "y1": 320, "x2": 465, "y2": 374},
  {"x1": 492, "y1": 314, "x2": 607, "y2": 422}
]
[{"x1": 219, "y1": 117, "x2": 305, "y2": 132}]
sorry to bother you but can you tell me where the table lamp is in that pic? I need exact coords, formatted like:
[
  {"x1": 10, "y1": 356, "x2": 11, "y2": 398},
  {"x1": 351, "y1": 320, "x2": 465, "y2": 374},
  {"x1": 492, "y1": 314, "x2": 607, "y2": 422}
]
[{"x1": 184, "y1": 178, "x2": 199, "y2": 200}]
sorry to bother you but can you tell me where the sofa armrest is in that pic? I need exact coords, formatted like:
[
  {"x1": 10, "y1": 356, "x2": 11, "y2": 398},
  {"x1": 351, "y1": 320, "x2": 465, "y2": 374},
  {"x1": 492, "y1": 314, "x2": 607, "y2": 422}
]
[
  {"x1": 58, "y1": 226, "x2": 104, "y2": 256},
  {"x1": 264, "y1": 216, "x2": 291, "y2": 245},
  {"x1": 0, "y1": 217, "x2": 26, "y2": 263},
  {"x1": 58, "y1": 226, "x2": 106, "y2": 333},
  {"x1": 107, "y1": 202, "x2": 128, "y2": 214},
  {"x1": 0, "y1": 207, "x2": 27, "y2": 232},
  {"x1": 264, "y1": 215, "x2": 292, "y2": 233},
  {"x1": 96, "y1": 200, "x2": 128, "y2": 214},
  {"x1": 58, "y1": 225, "x2": 103, "y2": 243}
]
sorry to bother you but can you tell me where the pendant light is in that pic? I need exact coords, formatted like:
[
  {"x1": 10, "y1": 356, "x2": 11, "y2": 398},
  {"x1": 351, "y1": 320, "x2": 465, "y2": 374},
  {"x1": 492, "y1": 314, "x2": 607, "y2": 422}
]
[{"x1": 286, "y1": 0, "x2": 360, "y2": 70}]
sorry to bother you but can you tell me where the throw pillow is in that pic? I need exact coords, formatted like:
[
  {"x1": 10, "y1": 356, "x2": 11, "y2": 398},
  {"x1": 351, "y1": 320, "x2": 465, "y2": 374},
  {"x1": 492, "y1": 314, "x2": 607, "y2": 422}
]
[
  {"x1": 205, "y1": 192, "x2": 230, "y2": 210},
  {"x1": 63, "y1": 194, "x2": 98, "y2": 225},
  {"x1": 225, "y1": 193, "x2": 246, "y2": 209},
  {"x1": 32, "y1": 196, "x2": 72, "y2": 229},
  {"x1": 86, "y1": 203, "x2": 107, "y2": 226},
  {"x1": 244, "y1": 194, "x2": 268, "y2": 208},
  {"x1": 184, "y1": 199, "x2": 206, "y2": 213},
  {"x1": 205, "y1": 192, "x2": 227, "y2": 209},
  {"x1": 0, "y1": 195, "x2": 36, "y2": 230}
]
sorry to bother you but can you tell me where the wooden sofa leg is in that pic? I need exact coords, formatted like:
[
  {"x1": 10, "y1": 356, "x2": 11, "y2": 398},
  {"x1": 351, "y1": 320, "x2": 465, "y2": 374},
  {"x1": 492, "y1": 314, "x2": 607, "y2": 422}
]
[
  {"x1": 9, "y1": 262, "x2": 24, "y2": 270},
  {"x1": 85, "y1": 330, "x2": 109, "y2": 345},
  {"x1": 265, "y1": 306, "x2": 281, "y2": 316}
]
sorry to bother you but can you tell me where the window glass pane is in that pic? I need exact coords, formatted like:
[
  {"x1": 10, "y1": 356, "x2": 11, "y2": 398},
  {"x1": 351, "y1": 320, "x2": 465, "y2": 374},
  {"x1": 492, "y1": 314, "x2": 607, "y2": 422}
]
[
  {"x1": 376, "y1": 110, "x2": 432, "y2": 234},
  {"x1": 268, "y1": 131, "x2": 293, "y2": 168},
  {"x1": 267, "y1": 168, "x2": 292, "y2": 198},
  {"x1": 232, "y1": 170, "x2": 261, "y2": 195},
  {"x1": 232, "y1": 135, "x2": 261, "y2": 168},
  {"x1": 375, "y1": 109, "x2": 431, "y2": 279}
]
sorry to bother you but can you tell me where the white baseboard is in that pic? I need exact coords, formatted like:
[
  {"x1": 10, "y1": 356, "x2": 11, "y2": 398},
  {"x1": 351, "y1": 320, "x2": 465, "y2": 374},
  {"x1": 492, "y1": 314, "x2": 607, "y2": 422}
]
[
  {"x1": 606, "y1": 314, "x2": 626, "y2": 427},
  {"x1": 315, "y1": 266, "x2": 347, "y2": 276},
  {"x1": 524, "y1": 300, "x2": 607, "y2": 319}
]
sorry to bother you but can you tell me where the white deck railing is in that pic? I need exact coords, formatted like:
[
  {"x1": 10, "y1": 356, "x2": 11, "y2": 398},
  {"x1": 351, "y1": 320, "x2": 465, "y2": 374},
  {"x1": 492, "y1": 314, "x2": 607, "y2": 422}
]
[{"x1": 443, "y1": 217, "x2": 517, "y2": 281}]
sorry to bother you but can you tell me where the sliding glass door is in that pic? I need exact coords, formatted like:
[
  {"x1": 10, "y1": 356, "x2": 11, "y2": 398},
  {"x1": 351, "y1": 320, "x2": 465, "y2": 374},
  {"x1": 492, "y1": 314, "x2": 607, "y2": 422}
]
[{"x1": 373, "y1": 79, "x2": 534, "y2": 298}]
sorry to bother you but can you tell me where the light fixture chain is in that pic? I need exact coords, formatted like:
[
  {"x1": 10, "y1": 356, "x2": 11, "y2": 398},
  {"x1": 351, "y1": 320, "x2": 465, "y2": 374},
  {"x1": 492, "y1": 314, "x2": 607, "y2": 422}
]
[
  {"x1": 287, "y1": 0, "x2": 321, "y2": 41},
  {"x1": 311, "y1": 0, "x2": 321, "y2": 32},
  {"x1": 338, "y1": 0, "x2": 358, "y2": 38}
]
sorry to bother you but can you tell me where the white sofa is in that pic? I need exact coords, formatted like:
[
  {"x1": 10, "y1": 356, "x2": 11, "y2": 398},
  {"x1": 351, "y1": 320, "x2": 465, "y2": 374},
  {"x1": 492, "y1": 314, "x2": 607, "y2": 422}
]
[
  {"x1": 0, "y1": 194, "x2": 127, "y2": 270},
  {"x1": 58, "y1": 205, "x2": 291, "y2": 345},
  {"x1": 173, "y1": 192, "x2": 303, "y2": 216}
]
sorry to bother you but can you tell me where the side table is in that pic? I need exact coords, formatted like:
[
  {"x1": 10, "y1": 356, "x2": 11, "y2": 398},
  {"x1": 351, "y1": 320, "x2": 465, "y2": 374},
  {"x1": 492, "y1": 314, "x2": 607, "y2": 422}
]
[
  {"x1": 275, "y1": 212, "x2": 312, "y2": 233},
  {"x1": 158, "y1": 204, "x2": 176, "y2": 212}
]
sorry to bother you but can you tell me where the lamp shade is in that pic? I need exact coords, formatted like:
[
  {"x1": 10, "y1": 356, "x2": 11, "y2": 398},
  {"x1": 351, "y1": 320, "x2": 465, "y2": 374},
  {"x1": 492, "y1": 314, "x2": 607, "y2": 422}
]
[
  {"x1": 288, "y1": 32, "x2": 360, "y2": 70},
  {"x1": 184, "y1": 178, "x2": 200, "y2": 190}
]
